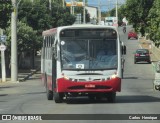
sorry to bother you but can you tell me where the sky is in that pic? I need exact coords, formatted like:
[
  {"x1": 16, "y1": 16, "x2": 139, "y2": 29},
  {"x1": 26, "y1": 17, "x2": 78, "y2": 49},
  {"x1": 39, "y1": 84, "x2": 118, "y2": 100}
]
[{"x1": 65, "y1": 0, "x2": 126, "y2": 11}]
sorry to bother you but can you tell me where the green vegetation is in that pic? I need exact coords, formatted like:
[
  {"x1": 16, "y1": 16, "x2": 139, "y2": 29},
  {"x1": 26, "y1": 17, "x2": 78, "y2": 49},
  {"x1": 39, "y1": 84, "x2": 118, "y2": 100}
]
[
  {"x1": 18, "y1": 0, "x2": 76, "y2": 49},
  {"x1": 0, "y1": 0, "x2": 12, "y2": 29},
  {"x1": 5, "y1": 21, "x2": 37, "y2": 53},
  {"x1": 147, "y1": 0, "x2": 160, "y2": 46},
  {"x1": 124, "y1": 0, "x2": 154, "y2": 36}
]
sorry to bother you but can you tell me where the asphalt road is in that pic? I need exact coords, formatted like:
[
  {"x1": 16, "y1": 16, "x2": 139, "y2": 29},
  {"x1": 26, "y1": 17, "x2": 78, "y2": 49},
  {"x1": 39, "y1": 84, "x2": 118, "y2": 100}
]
[{"x1": 0, "y1": 26, "x2": 160, "y2": 123}]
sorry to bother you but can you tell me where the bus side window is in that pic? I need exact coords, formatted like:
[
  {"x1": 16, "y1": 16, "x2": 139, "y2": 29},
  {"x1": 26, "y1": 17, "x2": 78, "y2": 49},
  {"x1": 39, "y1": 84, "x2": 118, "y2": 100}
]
[
  {"x1": 42, "y1": 37, "x2": 45, "y2": 59},
  {"x1": 44, "y1": 37, "x2": 46, "y2": 59}
]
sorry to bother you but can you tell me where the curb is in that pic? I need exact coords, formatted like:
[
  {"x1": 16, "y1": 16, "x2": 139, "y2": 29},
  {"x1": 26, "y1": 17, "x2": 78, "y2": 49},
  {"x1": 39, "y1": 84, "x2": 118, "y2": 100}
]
[
  {"x1": 151, "y1": 62, "x2": 156, "y2": 72},
  {"x1": 18, "y1": 68, "x2": 40, "y2": 82}
]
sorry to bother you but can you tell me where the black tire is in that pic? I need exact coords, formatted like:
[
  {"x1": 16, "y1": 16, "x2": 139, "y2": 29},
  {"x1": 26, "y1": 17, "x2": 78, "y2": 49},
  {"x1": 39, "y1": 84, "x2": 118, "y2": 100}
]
[
  {"x1": 45, "y1": 75, "x2": 53, "y2": 100},
  {"x1": 128, "y1": 37, "x2": 130, "y2": 39},
  {"x1": 107, "y1": 92, "x2": 116, "y2": 103},
  {"x1": 121, "y1": 69, "x2": 124, "y2": 79},
  {"x1": 54, "y1": 92, "x2": 63, "y2": 103},
  {"x1": 52, "y1": 53, "x2": 57, "y2": 91},
  {"x1": 134, "y1": 59, "x2": 137, "y2": 64},
  {"x1": 47, "y1": 89, "x2": 53, "y2": 100}
]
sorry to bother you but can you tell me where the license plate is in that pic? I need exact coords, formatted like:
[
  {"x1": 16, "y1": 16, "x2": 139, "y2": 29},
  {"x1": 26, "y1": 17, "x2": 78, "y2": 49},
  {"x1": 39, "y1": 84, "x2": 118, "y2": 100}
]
[
  {"x1": 85, "y1": 84, "x2": 95, "y2": 88},
  {"x1": 140, "y1": 55, "x2": 145, "y2": 56}
]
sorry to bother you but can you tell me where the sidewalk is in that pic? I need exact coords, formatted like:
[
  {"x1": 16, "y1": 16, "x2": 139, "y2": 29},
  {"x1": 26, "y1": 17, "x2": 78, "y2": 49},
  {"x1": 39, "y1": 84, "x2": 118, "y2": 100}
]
[
  {"x1": 0, "y1": 69, "x2": 41, "y2": 95},
  {"x1": 0, "y1": 68, "x2": 40, "y2": 83}
]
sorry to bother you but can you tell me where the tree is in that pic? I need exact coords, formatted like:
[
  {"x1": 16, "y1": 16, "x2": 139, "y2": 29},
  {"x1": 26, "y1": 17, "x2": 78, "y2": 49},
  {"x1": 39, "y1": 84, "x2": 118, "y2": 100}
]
[
  {"x1": 18, "y1": 0, "x2": 53, "y2": 34},
  {"x1": 5, "y1": 21, "x2": 37, "y2": 71},
  {"x1": 5, "y1": 21, "x2": 37, "y2": 53},
  {"x1": 50, "y1": 3, "x2": 76, "y2": 26},
  {"x1": 147, "y1": 0, "x2": 160, "y2": 46},
  {"x1": 18, "y1": 0, "x2": 75, "y2": 49},
  {"x1": 0, "y1": 0, "x2": 12, "y2": 29}
]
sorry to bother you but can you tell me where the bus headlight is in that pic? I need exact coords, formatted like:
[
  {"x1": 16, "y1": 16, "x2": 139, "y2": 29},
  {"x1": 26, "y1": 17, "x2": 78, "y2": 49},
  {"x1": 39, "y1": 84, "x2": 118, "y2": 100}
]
[
  {"x1": 110, "y1": 74, "x2": 117, "y2": 79},
  {"x1": 63, "y1": 75, "x2": 69, "y2": 80},
  {"x1": 63, "y1": 75, "x2": 73, "y2": 81}
]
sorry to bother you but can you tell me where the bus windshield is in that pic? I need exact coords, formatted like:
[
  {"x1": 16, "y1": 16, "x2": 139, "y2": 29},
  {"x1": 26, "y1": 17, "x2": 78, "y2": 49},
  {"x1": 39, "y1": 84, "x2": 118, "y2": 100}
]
[{"x1": 60, "y1": 29, "x2": 118, "y2": 70}]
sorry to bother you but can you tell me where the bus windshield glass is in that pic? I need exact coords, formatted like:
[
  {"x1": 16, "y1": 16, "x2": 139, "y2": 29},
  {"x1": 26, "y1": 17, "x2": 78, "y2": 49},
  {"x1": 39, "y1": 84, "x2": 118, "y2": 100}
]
[{"x1": 60, "y1": 28, "x2": 118, "y2": 70}]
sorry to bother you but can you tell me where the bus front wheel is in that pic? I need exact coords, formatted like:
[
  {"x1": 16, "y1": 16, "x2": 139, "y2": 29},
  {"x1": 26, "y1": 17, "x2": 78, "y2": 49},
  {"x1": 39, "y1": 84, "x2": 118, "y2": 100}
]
[{"x1": 54, "y1": 92, "x2": 63, "y2": 103}]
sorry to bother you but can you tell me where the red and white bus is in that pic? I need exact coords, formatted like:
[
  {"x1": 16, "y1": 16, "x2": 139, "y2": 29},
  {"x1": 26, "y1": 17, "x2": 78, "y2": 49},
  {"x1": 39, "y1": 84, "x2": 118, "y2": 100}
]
[{"x1": 41, "y1": 24, "x2": 126, "y2": 103}]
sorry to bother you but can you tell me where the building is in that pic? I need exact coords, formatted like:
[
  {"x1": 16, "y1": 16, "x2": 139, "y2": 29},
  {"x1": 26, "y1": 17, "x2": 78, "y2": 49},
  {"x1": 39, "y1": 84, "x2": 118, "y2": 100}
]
[{"x1": 85, "y1": 6, "x2": 98, "y2": 24}]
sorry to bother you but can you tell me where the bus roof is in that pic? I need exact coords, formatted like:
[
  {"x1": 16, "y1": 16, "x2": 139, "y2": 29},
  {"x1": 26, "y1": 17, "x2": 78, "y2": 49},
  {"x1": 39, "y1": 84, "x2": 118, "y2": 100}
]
[
  {"x1": 42, "y1": 24, "x2": 117, "y2": 36},
  {"x1": 42, "y1": 28, "x2": 57, "y2": 36},
  {"x1": 59, "y1": 24, "x2": 117, "y2": 29}
]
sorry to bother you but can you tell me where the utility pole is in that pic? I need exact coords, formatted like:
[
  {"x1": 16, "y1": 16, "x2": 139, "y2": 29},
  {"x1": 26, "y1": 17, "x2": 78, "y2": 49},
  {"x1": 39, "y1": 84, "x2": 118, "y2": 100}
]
[
  {"x1": 116, "y1": 0, "x2": 118, "y2": 19},
  {"x1": 83, "y1": 0, "x2": 86, "y2": 23},
  {"x1": 11, "y1": 0, "x2": 18, "y2": 82},
  {"x1": 72, "y1": 0, "x2": 75, "y2": 15},
  {"x1": 116, "y1": 0, "x2": 118, "y2": 27},
  {"x1": 62, "y1": 0, "x2": 65, "y2": 7},
  {"x1": 98, "y1": 0, "x2": 101, "y2": 24},
  {"x1": 0, "y1": 29, "x2": 6, "y2": 82},
  {"x1": 108, "y1": 0, "x2": 111, "y2": 16},
  {"x1": 49, "y1": 0, "x2": 51, "y2": 10}
]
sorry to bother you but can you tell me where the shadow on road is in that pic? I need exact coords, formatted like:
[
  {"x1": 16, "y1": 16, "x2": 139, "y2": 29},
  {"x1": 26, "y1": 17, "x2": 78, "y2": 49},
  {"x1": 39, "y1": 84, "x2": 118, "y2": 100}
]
[
  {"x1": 123, "y1": 77, "x2": 138, "y2": 79},
  {"x1": 58, "y1": 95, "x2": 160, "y2": 104},
  {"x1": 65, "y1": 97, "x2": 109, "y2": 104},
  {"x1": 25, "y1": 91, "x2": 45, "y2": 95},
  {"x1": 0, "y1": 94, "x2": 8, "y2": 97},
  {"x1": 117, "y1": 95, "x2": 160, "y2": 103}
]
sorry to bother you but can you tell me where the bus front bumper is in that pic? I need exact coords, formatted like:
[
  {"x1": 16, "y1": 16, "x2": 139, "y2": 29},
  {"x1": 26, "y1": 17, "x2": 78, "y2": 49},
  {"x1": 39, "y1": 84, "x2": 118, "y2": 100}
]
[{"x1": 56, "y1": 77, "x2": 121, "y2": 93}]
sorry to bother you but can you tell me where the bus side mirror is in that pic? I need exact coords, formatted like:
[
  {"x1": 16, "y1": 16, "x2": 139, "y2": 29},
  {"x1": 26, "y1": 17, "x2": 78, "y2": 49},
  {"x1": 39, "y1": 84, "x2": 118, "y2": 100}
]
[{"x1": 122, "y1": 45, "x2": 126, "y2": 55}]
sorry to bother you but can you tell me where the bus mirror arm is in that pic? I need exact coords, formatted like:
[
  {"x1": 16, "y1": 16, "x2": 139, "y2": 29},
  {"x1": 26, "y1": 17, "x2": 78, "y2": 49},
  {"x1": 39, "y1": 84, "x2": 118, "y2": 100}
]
[
  {"x1": 122, "y1": 45, "x2": 126, "y2": 55},
  {"x1": 52, "y1": 47, "x2": 58, "y2": 59}
]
